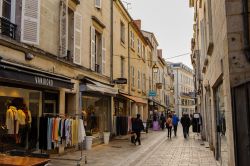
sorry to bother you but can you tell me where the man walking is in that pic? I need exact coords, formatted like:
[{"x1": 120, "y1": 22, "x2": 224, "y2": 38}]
[
  {"x1": 166, "y1": 114, "x2": 173, "y2": 139},
  {"x1": 172, "y1": 113, "x2": 179, "y2": 136},
  {"x1": 132, "y1": 114, "x2": 144, "y2": 145},
  {"x1": 181, "y1": 112, "x2": 191, "y2": 139}
]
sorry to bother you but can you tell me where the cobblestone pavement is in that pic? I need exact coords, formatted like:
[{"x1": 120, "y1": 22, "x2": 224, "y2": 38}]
[{"x1": 49, "y1": 126, "x2": 219, "y2": 166}]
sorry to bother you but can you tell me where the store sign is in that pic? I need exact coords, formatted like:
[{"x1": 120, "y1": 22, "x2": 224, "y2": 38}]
[
  {"x1": 113, "y1": 78, "x2": 127, "y2": 84},
  {"x1": 148, "y1": 90, "x2": 156, "y2": 97},
  {"x1": 35, "y1": 76, "x2": 54, "y2": 87}
]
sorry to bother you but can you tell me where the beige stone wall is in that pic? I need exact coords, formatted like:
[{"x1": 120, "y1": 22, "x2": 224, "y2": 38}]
[{"x1": 113, "y1": 2, "x2": 130, "y2": 94}]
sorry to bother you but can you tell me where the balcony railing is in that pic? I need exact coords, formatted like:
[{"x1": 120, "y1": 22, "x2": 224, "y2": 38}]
[{"x1": 0, "y1": 17, "x2": 17, "y2": 39}]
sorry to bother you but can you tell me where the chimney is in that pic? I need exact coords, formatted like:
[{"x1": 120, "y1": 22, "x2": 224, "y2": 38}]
[
  {"x1": 157, "y1": 49, "x2": 162, "y2": 58},
  {"x1": 134, "y1": 20, "x2": 141, "y2": 30}
]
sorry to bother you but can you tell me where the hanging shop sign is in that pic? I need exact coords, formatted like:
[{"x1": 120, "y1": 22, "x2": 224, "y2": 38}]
[
  {"x1": 148, "y1": 90, "x2": 156, "y2": 97},
  {"x1": 113, "y1": 78, "x2": 127, "y2": 84}
]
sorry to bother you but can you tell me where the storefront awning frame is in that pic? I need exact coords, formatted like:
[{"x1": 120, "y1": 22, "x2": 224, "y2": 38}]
[{"x1": 120, "y1": 93, "x2": 147, "y2": 104}]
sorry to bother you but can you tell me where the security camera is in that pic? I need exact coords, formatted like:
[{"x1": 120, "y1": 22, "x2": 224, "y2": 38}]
[{"x1": 25, "y1": 53, "x2": 34, "y2": 60}]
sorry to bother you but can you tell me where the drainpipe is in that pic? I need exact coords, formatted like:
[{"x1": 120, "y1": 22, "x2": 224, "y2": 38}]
[
  {"x1": 242, "y1": 0, "x2": 250, "y2": 62},
  {"x1": 110, "y1": 0, "x2": 114, "y2": 82},
  {"x1": 128, "y1": 22, "x2": 131, "y2": 95}
]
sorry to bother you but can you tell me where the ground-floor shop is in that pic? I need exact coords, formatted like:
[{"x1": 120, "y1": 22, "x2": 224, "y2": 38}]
[
  {"x1": 0, "y1": 60, "x2": 75, "y2": 153},
  {"x1": 79, "y1": 78, "x2": 117, "y2": 143}
]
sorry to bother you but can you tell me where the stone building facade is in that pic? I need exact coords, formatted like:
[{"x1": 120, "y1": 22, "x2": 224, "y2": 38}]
[
  {"x1": 170, "y1": 63, "x2": 195, "y2": 117},
  {"x1": 190, "y1": 0, "x2": 250, "y2": 165}
]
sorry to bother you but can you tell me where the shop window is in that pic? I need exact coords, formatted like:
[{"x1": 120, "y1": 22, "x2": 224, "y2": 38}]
[
  {"x1": 82, "y1": 95, "x2": 110, "y2": 134},
  {"x1": 0, "y1": 86, "x2": 42, "y2": 152}
]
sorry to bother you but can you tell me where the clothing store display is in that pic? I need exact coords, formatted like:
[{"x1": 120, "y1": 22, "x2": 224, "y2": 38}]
[
  {"x1": 39, "y1": 116, "x2": 86, "y2": 151},
  {"x1": 5, "y1": 106, "x2": 17, "y2": 134}
]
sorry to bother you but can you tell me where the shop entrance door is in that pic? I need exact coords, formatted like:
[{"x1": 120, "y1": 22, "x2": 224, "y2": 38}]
[
  {"x1": 214, "y1": 83, "x2": 227, "y2": 165},
  {"x1": 43, "y1": 91, "x2": 59, "y2": 114},
  {"x1": 232, "y1": 82, "x2": 250, "y2": 166}
]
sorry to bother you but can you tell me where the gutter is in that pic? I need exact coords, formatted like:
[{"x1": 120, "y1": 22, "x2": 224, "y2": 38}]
[{"x1": 242, "y1": 0, "x2": 250, "y2": 62}]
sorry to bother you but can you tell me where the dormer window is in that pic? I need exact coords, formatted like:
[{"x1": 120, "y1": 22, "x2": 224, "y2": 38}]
[{"x1": 95, "y1": 0, "x2": 101, "y2": 9}]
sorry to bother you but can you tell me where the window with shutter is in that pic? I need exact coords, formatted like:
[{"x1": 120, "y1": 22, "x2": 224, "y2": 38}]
[
  {"x1": 95, "y1": 0, "x2": 101, "y2": 9},
  {"x1": 21, "y1": 0, "x2": 40, "y2": 45},
  {"x1": 101, "y1": 35, "x2": 106, "y2": 74},
  {"x1": 138, "y1": 70, "x2": 140, "y2": 89},
  {"x1": 90, "y1": 26, "x2": 96, "y2": 71},
  {"x1": 59, "y1": 0, "x2": 68, "y2": 58},
  {"x1": 73, "y1": 12, "x2": 82, "y2": 65},
  {"x1": 131, "y1": 66, "x2": 135, "y2": 87}
]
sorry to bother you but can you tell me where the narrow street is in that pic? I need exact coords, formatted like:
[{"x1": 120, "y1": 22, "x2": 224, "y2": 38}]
[{"x1": 50, "y1": 126, "x2": 218, "y2": 166}]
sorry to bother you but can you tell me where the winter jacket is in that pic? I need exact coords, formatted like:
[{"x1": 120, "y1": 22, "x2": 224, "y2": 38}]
[
  {"x1": 181, "y1": 115, "x2": 191, "y2": 127},
  {"x1": 172, "y1": 115, "x2": 179, "y2": 126},
  {"x1": 132, "y1": 118, "x2": 144, "y2": 132}
]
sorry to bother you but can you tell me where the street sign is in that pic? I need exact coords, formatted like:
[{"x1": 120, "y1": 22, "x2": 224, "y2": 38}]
[{"x1": 148, "y1": 90, "x2": 156, "y2": 97}]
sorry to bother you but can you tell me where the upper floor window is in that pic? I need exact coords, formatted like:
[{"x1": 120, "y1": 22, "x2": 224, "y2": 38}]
[
  {"x1": 90, "y1": 26, "x2": 106, "y2": 74},
  {"x1": 131, "y1": 66, "x2": 135, "y2": 87},
  {"x1": 95, "y1": 0, "x2": 101, "y2": 9},
  {"x1": 137, "y1": 39, "x2": 141, "y2": 56},
  {"x1": 137, "y1": 70, "x2": 140, "y2": 89},
  {"x1": 121, "y1": 56, "x2": 125, "y2": 77},
  {"x1": 142, "y1": 45, "x2": 145, "y2": 60},
  {"x1": 60, "y1": 1, "x2": 82, "y2": 64},
  {"x1": 1, "y1": 0, "x2": 11, "y2": 21},
  {"x1": 130, "y1": 31, "x2": 134, "y2": 49},
  {"x1": 120, "y1": 21, "x2": 125, "y2": 44}
]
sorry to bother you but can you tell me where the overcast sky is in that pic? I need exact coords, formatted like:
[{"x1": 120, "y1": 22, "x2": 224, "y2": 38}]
[{"x1": 122, "y1": 0, "x2": 194, "y2": 68}]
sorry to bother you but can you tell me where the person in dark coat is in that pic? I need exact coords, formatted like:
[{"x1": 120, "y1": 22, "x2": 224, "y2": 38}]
[
  {"x1": 160, "y1": 113, "x2": 165, "y2": 130},
  {"x1": 181, "y1": 113, "x2": 191, "y2": 139},
  {"x1": 132, "y1": 114, "x2": 144, "y2": 145}
]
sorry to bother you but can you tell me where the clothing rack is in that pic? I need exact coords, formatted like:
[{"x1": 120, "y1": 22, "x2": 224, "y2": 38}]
[{"x1": 41, "y1": 112, "x2": 87, "y2": 165}]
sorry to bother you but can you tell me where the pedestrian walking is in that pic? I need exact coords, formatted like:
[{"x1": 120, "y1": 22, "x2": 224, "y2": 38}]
[
  {"x1": 172, "y1": 113, "x2": 179, "y2": 136},
  {"x1": 132, "y1": 114, "x2": 144, "y2": 145},
  {"x1": 166, "y1": 114, "x2": 173, "y2": 139},
  {"x1": 160, "y1": 113, "x2": 165, "y2": 130},
  {"x1": 181, "y1": 112, "x2": 191, "y2": 139}
]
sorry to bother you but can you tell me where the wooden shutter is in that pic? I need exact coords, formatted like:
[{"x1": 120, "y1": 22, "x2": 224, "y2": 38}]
[
  {"x1": 101, "y1": 35, "x2": 106, "y2": 74},
  {"x1": 59, "y1": 0, "x2": 68, "y2": 58},
  {"x1": 90, "y1": 26, "x2": 95, "y2": 71},
  {"x1": 95, "y1": 0, "x2": 101, "y2": 8},
  {"x1": 73, "y1": 12, "x2": 82, "y2": 65},
  {"x1": 21, "y1": 0, "x2": 40, "y2": 45}
]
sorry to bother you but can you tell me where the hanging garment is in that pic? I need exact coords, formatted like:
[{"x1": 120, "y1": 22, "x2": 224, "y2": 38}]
[
  {"x1": 6, "y1": 106, "x2": 17, "y2": 134},
  {"x1": 39, "y1": 117, "x2": 48, "y2": 150},
  {"x1": 47, "y1": 118, "x2": 53, "y2": 150},
  {"x1": 17, "y1": 109, "x2": 26, "y2": 125},
  {"x1": 78, "y1": 119, "x2": 86, "y2": 143}
]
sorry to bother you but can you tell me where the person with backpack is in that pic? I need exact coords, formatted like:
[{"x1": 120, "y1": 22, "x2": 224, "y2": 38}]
[
  {"x1": 132, "y1": 114, "x2": 144, "y2": 145},
  {"x1": 166, "y1": 114, "x2": 173, "y2": 139},
  {"x1": 172, "y1": 113, "x2": 180, "y2": 136}
]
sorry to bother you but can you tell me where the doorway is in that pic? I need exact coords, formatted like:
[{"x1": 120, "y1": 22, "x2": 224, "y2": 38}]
[
  {"x1": 214, "y1": 83, "x2": 228, "y2": 165},
  {"x1": 232, "y1": 82, "x2": 250, "y2": 166}
]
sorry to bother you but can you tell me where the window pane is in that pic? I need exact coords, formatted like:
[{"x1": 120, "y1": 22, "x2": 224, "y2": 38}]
[{"x1": 2, "y1": 0, "x2": 11, "y2": 20}]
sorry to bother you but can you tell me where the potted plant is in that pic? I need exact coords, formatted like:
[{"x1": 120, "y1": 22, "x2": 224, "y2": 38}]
[
  {"x1": 103, "y1": 130, "x2": 110, "y2": 144},
  {"x1": 85, "y1": 131, "x2": 93, "y2": 150}
]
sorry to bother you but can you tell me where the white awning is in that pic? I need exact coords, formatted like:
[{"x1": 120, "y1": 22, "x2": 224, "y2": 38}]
[{"x1": 80, "y1": 79, "x2": 118, "y2": 95}]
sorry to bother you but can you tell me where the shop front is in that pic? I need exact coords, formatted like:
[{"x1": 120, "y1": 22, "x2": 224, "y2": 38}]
[
  {"x1": 0, "y1": 60, "x2": 74, "y2": 152},
  {"x1": 79, "y1": 78, "x2": 118, "y2": 143}
]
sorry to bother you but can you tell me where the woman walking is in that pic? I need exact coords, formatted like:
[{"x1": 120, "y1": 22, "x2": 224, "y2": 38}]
[{"x1": 166, "y1": 114, "x2": 173, "y2": 139}]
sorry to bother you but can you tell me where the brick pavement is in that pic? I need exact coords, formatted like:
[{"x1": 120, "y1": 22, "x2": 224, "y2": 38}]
[{"x1": 49, "y1": 126, "x2": 219, "y2": 166}]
